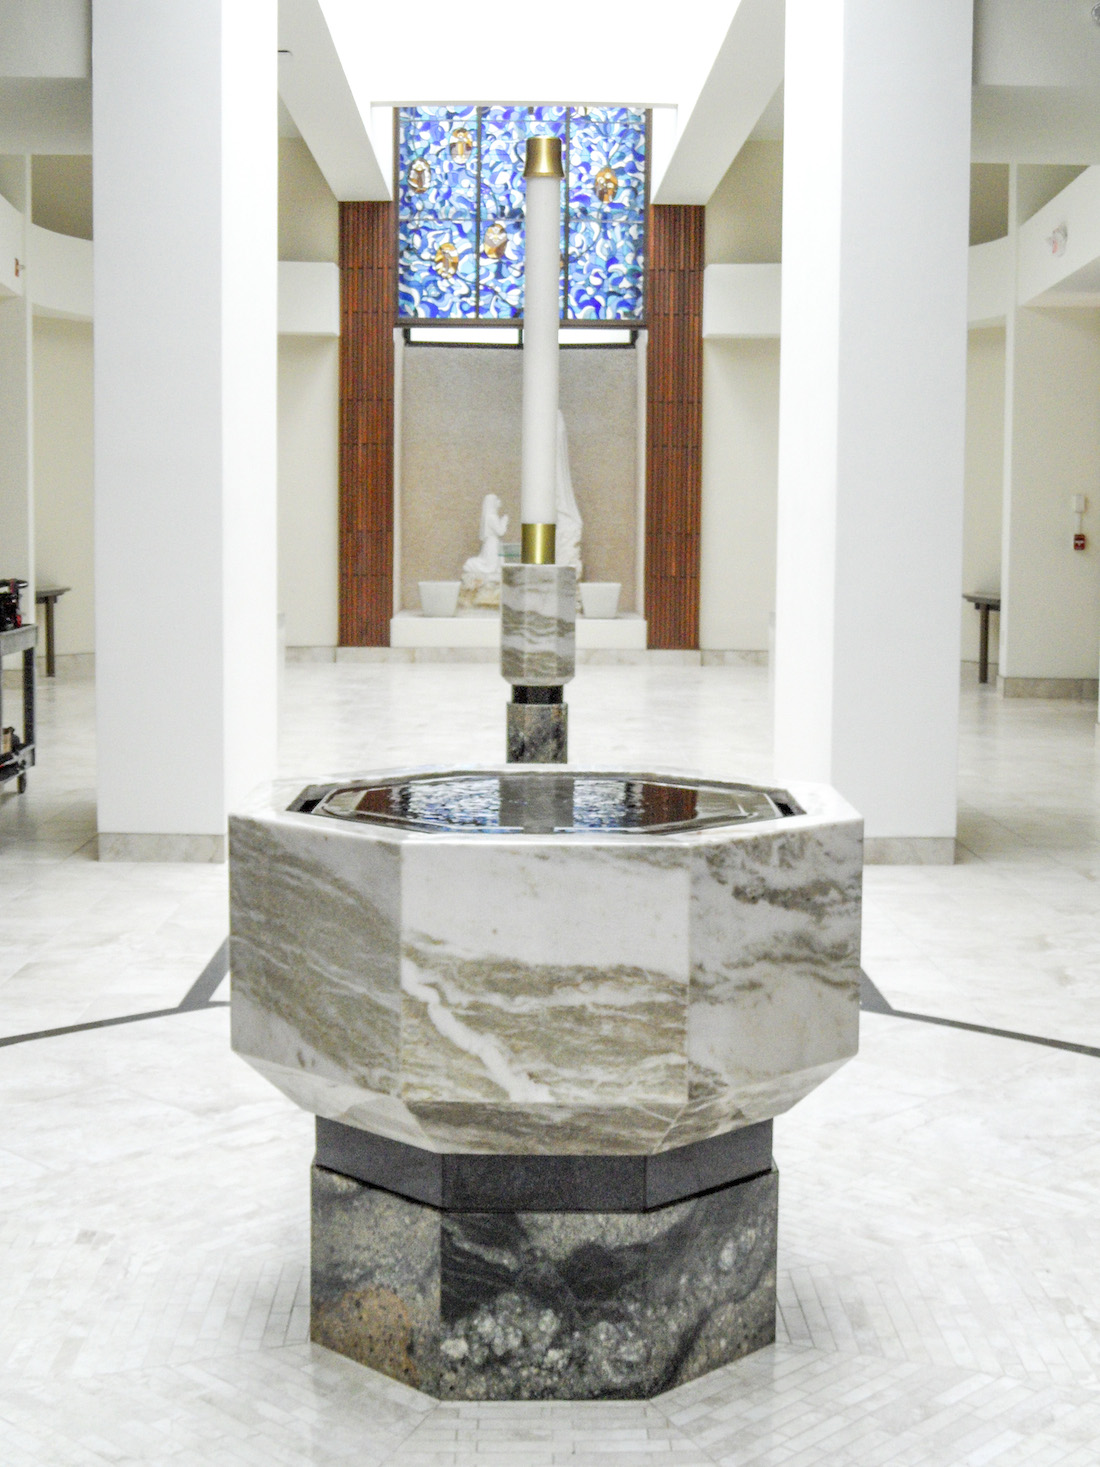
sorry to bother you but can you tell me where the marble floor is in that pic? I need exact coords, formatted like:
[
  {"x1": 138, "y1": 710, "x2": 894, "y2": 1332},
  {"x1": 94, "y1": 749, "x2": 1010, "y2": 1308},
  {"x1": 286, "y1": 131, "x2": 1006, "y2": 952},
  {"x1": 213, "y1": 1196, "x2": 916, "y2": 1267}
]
[{"x1": 1, "y1": 660, "x2": 1099, "y2": 1464}]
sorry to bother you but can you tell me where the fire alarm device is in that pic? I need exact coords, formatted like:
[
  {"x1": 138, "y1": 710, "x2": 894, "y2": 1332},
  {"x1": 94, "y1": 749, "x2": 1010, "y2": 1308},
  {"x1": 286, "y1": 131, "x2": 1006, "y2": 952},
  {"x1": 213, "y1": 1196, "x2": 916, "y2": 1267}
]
[{"x1": 1073, "y1": 495, "x2": 1088, "y2": 550}]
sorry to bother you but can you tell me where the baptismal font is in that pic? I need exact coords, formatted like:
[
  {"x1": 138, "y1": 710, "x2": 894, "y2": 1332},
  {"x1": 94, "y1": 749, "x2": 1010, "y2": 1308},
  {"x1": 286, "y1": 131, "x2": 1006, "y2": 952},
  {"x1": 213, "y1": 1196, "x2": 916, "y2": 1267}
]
[{"x1": 228, "y1": 126, "x2": 863, "y2": 1404}]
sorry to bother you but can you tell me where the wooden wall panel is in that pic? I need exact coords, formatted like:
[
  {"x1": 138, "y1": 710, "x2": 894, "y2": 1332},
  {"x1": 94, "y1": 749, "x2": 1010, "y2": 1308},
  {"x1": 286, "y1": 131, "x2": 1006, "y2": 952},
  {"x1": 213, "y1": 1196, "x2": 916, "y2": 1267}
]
[
  {"x1": 645, "y1": 205, "x2": 704, "y2": 650},
  {"x1": 339, "y1": 201, "x2": 395, "y2": 646}
]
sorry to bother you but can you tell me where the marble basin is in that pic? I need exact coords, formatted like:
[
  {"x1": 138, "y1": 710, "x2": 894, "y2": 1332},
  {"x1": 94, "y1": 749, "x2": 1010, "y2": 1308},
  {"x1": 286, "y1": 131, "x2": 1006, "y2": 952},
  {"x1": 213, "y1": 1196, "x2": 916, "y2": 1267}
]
[{"x1": 229, "y1": 767, "x2": 863, "y2": 1156}]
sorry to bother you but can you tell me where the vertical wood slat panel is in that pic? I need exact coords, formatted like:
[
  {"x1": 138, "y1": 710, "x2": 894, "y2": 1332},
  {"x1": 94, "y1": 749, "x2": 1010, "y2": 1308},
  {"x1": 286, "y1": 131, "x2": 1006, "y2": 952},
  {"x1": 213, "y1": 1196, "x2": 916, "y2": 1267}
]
[
  {"x1": 645, "y1": 205, "x2": 704, "y2": 650},
  {"x1": 339, "y1": 201, "x2": 395, "y2": 646}
]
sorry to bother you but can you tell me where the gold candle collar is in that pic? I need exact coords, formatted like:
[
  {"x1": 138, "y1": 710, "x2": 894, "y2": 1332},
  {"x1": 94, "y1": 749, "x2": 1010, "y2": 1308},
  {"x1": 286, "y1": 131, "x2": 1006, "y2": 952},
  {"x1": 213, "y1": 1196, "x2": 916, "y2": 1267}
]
[
  {"x1": 524, "y1": 135, "x2": 564, "y2": 180},
  {"x1": 521, "y1": 523, "x2": 557, "y2": 565}
]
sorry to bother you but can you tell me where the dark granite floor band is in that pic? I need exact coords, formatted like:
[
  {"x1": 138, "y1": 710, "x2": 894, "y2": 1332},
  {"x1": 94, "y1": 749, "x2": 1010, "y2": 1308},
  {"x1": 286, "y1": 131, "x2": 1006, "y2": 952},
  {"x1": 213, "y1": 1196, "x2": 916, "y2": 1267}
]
[
  {"x1": 314, "y1": 1115, "x2": 773, "y2": 1213},
  {"x1": 178, "y1": 938, "x2": 230, "y2": 1008},
  {"x1": 0, "y1": 940, "x2": 230, "y2": 1049},
  {"x1": 859, "y1": 969, "x2": 1100, "y2": 1059}
]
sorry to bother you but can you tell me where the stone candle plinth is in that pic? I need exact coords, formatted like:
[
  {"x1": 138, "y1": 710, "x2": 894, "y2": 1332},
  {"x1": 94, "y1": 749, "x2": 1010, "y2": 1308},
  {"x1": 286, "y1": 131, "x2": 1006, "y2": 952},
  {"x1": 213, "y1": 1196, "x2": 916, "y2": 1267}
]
[{"x1": 229, "y1": 768, "x2": 862, "y2": 1400}]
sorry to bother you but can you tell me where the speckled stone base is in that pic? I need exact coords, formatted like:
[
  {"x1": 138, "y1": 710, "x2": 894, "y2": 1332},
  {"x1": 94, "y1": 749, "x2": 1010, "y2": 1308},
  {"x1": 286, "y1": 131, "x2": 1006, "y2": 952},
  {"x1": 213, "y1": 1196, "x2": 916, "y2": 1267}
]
[
  {"x1": 310, "y1": 1162, "x2": 778, "y2": 1400},
  {"x1": 506, "y1": 702, "x2": 568, "y2": 763}
]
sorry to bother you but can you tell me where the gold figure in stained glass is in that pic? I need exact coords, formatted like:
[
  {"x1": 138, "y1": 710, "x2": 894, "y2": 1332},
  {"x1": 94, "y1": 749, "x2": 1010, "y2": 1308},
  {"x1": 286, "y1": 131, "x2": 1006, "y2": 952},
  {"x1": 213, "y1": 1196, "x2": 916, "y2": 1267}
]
[
  {"x1": 449, "y1": 125, "x2": 475, "y2": 162},
  {"x1": 482, "y1": 222, "x2": 508, "y2": 259},
  {"x1": 433, "y1": 240, "x2": 460, "y2": 278},
  {"x1": 595, "y1": 166, "x2": 619, "y2": 204},
  {"x1": 408, "y1": 157, "x2": 432, "y2": 193}
]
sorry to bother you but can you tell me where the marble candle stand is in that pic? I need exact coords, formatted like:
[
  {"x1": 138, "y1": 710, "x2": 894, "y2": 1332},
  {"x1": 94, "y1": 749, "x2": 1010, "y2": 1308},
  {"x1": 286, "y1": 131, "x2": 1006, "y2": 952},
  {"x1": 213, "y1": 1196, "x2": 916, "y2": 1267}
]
[
  {"x1": 501, "y1": 564, "x2": 575, "y2": 764},
  {"x1": 229, "y1": 768, "x2": 862, "y2": 1399}
]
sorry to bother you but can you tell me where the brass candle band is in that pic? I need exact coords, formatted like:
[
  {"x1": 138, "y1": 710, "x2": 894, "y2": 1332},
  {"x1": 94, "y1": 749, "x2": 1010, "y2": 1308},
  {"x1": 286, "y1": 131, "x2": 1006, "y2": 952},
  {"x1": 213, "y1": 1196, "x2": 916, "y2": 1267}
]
[
  {"x1": 523, "y1": 135, "x2": 565, "y2": 180},
  {"x1": 521, "y1": 523, "x2": 557, "y2": 565}
]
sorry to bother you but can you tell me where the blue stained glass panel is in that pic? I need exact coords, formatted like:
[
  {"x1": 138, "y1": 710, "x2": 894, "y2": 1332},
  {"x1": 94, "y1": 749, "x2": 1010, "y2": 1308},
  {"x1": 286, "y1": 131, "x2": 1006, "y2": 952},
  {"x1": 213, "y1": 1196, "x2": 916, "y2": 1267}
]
[
  {"x1": 573, "y1": 105, "x2": 639, "y2": 127},
  {"x1": 479, "y1": 107, "x2": 527, "y2": 220},
  {"x1": 397, "y1": 105, "x2": 646, "y2": 323},
  {"x1": 567, "y1": 218, "x2": 644, "y2": 320},
  {"x1": 479, "y1": 255, "x2": 525, "y2": 318},
  {"x1": 478, "y1": 216, "x2": 568, "y2": 319},
  {"x1": 398, "y1": 109, "x2": 479, "y2": 221},
  {"x1": 398, "y1": 216, "x2": 478, "y2": 319},
  {"x1": 528, "y1": 105, "x2": 568, "y2": 136},
  {"x1": 569, "y1": 130, "x2": 646, "y2": 214}
]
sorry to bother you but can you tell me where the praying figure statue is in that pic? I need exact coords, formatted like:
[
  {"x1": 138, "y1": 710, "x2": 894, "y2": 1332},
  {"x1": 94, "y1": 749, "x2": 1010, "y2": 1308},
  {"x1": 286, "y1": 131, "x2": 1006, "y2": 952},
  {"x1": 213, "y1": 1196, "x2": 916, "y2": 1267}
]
[{"x1": 461, "y1": 492, "x2": 509, "y2": 607}]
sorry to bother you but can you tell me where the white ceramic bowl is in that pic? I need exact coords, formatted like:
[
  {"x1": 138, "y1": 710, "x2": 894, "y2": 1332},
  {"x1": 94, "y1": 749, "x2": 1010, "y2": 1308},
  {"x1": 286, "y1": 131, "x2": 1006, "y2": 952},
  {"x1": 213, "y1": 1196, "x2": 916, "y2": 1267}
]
[
  {"x1": 578, "y1": 581, "x2": 621, "y2": 619},
  {"x1": 418, "y1": 581, "x2": 461, "y2": 617}
]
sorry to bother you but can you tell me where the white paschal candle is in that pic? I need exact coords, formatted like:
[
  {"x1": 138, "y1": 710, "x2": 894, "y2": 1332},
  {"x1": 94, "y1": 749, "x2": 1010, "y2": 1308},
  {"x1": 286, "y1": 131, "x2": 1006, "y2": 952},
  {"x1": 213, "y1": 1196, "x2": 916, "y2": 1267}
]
[{"x1": 520, "y1": 135, "x2": 564, "y2": 564}]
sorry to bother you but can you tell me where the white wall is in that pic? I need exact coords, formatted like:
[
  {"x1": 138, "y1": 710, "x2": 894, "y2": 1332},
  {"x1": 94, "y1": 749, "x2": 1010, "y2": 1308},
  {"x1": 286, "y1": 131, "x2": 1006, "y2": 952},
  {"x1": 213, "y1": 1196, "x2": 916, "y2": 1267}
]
[
  {"x1": 32, "y1": 315, "x2": 93, "y2": 653},
  {"x1": 699, "y1": 140, "x2": 783, "y2": 653},
  {"x1": 278, "y1": 336, "x2": 339, "y2": 647},
  {"x1": 275, "y1": 135, "x2": 340, "y2": 649},
  {"x1": 279, "y1": 136, "x2": 338, "y2": 262},
  {"x1": 705, "y1": 140, "x2": 782, "y2": 265},
  {"x1": 1000, "y1": 307, "x2": 1100, "y2": 680},
  {"x1": 961, "y1": 327, "x2": 1005, "y2": 665},
  {"x1": 700, "y1": 338, "x2": 779, "y2": 651}
]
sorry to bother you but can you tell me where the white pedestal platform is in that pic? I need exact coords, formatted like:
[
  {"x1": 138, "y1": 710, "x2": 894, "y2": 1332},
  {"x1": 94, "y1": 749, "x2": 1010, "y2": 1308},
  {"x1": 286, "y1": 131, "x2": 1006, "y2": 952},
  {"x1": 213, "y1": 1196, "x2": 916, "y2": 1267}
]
[{"x1": 390, "y1": 610, "x2": 647, "y2": 651}]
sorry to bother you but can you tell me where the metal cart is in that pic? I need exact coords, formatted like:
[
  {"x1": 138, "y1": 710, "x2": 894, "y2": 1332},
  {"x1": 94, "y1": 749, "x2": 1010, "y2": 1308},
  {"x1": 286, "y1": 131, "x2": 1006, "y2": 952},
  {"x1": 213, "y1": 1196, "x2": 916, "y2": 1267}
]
[{"x1": 0, "y1": 623, "x2": 36, "y2": 794}]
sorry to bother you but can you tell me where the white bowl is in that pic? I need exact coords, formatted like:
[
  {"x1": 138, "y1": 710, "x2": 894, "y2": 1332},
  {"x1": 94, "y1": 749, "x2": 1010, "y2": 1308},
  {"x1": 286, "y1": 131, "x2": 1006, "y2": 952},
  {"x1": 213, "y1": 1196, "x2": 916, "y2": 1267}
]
[
  {"x1": 579, "y1": 581, "x2": 621, "y2": 619},
  {"x1": 418, "y1": 581, "x2": 461, "y2": 617}
]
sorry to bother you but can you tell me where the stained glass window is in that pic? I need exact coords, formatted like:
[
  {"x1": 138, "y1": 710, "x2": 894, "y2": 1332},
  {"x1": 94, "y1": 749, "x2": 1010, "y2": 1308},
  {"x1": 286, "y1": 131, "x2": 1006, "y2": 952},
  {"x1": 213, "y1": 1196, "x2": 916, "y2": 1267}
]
[{"x1": 397, "y1": 105, "x2": 647, "y2": 324}]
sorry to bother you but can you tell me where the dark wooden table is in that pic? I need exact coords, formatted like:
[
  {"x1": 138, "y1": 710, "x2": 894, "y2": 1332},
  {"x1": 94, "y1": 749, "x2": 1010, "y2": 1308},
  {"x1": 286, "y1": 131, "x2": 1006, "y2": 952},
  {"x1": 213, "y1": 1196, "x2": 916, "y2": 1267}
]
[
  {"x1": 35, "y1": 586, "x2": 69, "y2": 677},
  {"x1": 0, "y1": 623, "x2": 36, "y2": 793},
  {"x1": 963, "y1": 593, "x2": 1000, "y2": 684}
]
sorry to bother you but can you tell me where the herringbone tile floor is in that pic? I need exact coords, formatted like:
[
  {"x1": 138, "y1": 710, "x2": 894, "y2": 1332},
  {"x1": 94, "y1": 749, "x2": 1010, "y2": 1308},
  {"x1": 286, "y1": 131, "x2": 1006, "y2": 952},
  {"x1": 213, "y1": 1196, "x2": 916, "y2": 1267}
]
[{"x1": 1, "y1": 662, "x2": 1098, "y2": 1464}]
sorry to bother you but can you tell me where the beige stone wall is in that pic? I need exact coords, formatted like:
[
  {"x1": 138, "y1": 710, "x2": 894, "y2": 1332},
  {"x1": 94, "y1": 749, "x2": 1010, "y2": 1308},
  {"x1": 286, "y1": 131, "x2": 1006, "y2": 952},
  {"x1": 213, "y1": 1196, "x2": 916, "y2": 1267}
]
[
  {"x1": 399, "y1": 345, "x2": 637, "y2": 610},
  {"x1": 33, "y1": 317, "x2": 94, "y2": 654}
]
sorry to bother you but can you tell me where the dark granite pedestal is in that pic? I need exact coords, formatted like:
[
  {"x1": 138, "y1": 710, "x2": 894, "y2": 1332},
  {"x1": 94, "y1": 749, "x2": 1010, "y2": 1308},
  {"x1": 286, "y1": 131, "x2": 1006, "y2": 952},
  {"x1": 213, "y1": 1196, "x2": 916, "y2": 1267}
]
[{"x1": 310, "y1": 1119, "x2": 778, "y2": 1400}]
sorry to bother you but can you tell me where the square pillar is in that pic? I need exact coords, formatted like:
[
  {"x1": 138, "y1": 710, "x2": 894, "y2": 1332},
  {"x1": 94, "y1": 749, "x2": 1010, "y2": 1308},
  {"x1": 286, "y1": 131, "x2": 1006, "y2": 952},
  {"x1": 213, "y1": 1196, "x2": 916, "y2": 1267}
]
[
  {"x1": 93, "y1": 1, "x2": 277, "y2": 860},
  {"x1": 774, "y1": 0, "x2": 973, "y2": 861}
]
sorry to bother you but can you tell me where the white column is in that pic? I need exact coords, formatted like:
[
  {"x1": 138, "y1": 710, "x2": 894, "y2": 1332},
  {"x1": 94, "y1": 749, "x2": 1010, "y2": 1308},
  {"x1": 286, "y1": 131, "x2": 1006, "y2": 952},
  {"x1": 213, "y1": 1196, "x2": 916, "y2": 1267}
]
[
  {"x1": 0, "y1": 156, "x2": 34, "y2": 599},
  {"x1": 94, "y1": 1, "x2": 277, "y2": 861},
  {"x1": 774, "y1": 0, "x2": 972, "y2": 861}
]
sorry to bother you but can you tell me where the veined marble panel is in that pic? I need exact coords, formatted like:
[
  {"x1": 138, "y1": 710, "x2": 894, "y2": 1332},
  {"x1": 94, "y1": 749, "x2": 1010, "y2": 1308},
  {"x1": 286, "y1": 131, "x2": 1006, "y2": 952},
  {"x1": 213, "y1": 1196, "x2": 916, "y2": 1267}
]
[
  {"x1": 398, "y1": 840, "x2": 689, "y2": 1113},
  {"x1": 683, "y1": 808, "x2": 862, "y2": 1144},
  {"x1": 500, "y1": 565, "x2": 576, "y2": 686},
  {"x1": 229, "y1": 804, "x2": 402, "y2": 1100},
  {"x1": 229, "y1": 770, "x2": 862, "y2": 1156}
]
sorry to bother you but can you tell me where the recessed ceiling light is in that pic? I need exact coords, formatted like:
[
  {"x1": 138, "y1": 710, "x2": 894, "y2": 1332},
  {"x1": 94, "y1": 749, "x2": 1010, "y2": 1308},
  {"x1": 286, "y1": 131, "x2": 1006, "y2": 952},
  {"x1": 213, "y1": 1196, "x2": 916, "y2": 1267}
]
[{"x1": 1092, "y1": 3, "x2": 1100, "y2": 27}]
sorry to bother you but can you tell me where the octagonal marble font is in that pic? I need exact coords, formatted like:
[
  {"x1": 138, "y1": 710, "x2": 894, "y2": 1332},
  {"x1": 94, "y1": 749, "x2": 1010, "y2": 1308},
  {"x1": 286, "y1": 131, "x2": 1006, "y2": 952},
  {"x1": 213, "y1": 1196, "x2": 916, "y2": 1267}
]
[{"x1": 229, "y1": 768, "x2": 863, "y2": 1156}]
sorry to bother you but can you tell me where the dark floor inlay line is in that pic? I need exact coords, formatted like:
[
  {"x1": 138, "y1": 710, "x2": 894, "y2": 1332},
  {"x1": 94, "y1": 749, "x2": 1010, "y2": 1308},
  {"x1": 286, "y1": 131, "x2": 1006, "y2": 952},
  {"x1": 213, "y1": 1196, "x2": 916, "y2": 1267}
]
[
  {"x1": 0, "y1": 1002, "x2": 230, "y2": 1048},
  {"x1": 860, "y1": 969, "x2": 1100, "y2": 1059},
  {"x1": 858, "y1": 971, "x2": 894, "y2": 1015},
  {"x1": 0, "y1": 939, "x2": 231, "y2": 1049},
  {"x1": 178, "y1": 937, "x2": 229, "y2": 1010}
]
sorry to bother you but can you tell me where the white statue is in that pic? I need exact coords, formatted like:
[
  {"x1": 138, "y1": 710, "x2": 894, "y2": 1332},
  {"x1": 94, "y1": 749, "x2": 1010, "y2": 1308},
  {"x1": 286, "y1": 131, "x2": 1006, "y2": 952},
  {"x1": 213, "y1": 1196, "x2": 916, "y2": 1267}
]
[
  {"x1": 555, "y1": 410, "x2": 583, "y2": 579},
  {"x1": 461, "y1": 492, "x2": 509, "y2": 607}
]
